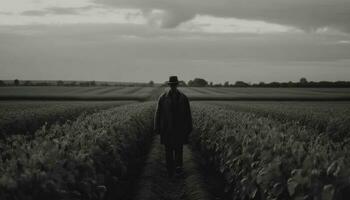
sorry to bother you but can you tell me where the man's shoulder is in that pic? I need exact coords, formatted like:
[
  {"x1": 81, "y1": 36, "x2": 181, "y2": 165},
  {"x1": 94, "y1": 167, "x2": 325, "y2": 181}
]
[
  {"x1": 177, "y1": 90, "x2": 189, "y2": 100},
  {"x1": 158, "y1": 89, "x2": 188, "y2": 100},
  {"x1": 157, "y1": 92, "x2": 167, "y2": 100}
]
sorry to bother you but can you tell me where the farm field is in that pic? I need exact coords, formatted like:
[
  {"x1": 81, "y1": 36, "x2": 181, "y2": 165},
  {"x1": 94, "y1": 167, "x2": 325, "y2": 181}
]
[
  {"x1": 1, "y1": 99, "x2": 350, "y2": 200},
  {"x1": 1, "y1": 86, "x2": 350, "y2": 101},
  {"x1": 179, "y1": 87, "x2": 350, "y2": 100},
  {"x1": 0, "y1": 86, "x2": 159, "y2": 101},
  {"x1": 0, "y1": 102, "x2": 155, "y2": 199},
  {"x1": 190, "y1": 101, "x2": 350, "y2": 200},
  {"x1": 0, "y1": 101, "x2": 134, "y2": 138},
  {"x1": 204, "y1": 101, "x2": 350, "y2": 140}
]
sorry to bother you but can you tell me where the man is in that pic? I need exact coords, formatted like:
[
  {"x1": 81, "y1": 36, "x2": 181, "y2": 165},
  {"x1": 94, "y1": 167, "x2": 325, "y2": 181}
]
[{"x1": 154, "y1": 76, "x2": 193, "y2": 178}]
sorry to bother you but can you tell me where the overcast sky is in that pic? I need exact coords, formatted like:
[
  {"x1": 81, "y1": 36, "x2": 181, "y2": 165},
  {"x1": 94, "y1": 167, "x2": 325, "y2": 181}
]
[{"x1": 0, "y1": 0, "x2": 350, "y2": 83}]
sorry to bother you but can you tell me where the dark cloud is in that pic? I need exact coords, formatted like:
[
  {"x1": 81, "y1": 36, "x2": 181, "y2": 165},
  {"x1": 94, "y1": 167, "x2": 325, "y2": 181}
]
[
  {"x1": 47, "y1": 7, "x2": 79, "y2": 15},
  {"x1": 97, "y1": 0, "x2": 350, "y2": 32},
  {"x1": 0, "y1": 11, "x2": 13, "y2": 15},
  {"x1": 20, "y1": 7, "x2": 83, "y2": 16},
  {"x1": 157, "y1": 10, "x2": 194, "y2": 28},
  {"x1": 1, "y1": 24, "x2": 350, "y2": 63},
  {"x1": 21, "y1": 10, "x2": 48, "y2": 16}
]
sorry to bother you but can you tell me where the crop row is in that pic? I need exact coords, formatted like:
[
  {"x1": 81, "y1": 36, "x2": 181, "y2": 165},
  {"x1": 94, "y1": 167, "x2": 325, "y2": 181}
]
[
  {"x1": 0, "y1": 86, "x2": 157, "y2": 101},
  {"x1": 0, "y1": 101, "x2": 133, "y2": 138},
  {"x1": 190, "y1": 102, "x2": 350, "y2": 200},
  {"x1": 0, "y1": 102, "x2": 155, "y2": 200},
  {"x1": 208, "y1": 101, "x2": 350, "y2": 143}
]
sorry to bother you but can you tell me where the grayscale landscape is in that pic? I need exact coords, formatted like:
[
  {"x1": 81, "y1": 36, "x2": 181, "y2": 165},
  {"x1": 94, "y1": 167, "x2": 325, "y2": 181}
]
[{"x1": 1, "y1": 0, "x2": 350, "y2": 200}]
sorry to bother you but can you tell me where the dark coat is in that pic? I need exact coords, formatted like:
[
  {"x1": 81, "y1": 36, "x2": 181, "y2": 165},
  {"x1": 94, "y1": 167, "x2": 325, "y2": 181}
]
[{"x1": 154, "y1": 89, "x2": 193, "y2": 146}]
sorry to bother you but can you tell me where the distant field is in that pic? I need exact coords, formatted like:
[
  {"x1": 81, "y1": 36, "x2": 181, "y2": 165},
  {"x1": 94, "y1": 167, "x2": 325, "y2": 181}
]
[
  {"x1": 0, "y1": 86, "x2": 158, "y2": 101},
  {"x1": 201, "y1": 101, "x2": 350, "y2": 137},
  {"x1": 0, "y1": 101, "x2": 134, "y2": 137},
  {"x1": 179, "y1": 87, "x2": 350, "y2": 100},
  {"x1": 0, "y1": 86, "x2": 349, "y2": 101}
]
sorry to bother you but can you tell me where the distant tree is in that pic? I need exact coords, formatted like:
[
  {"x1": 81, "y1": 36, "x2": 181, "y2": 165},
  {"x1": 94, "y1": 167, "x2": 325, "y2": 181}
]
[
  {"x1": 280, "y1": 82, "x2": 289, "y2": 87},
  {"x1": 258, "y1": 82, "x2": 265, "y2": 87},
  {"x1": 209, "y1": 82, "x2": 213, "y2": 87},
  {"x1": 188, "y1": 78, "x2": 208, "y2": 87},
  {"x1": 234, "y1": 81, "x2": 249, "y2": 87},
  {"x1": 24, "y1": 81, "x2": 32, "y2": 86},
  {"x1": 287, "y1": 81, "x2": 294, "y2": 87},
  {"x1": 334, "y1": 81, "x2": 349, "y2": 88},
  {"x1": 57, "y1": 80, "x2": 64, "y2": 86},
  {"x1": 70, "y1": 81, "x2": 77, "y2": 86},
  {"x1": 0, "y1": 80, "x2": 5, "y2": 86},
  {"x1": 14, "y1": 79, "x2": 20, "y2": 86},
  {"x1": 80, "y1": 82, "x2": 89, "y2": 87},
  {"x1": 300, "y1": 77, "x2": 308, "y2": 84},
  {"x1": 269, "y1": 82, "x2": 280, "y2": 87},
  {"x1": 79, "y1": 81, "x2": 96, "y2": 87},
  {"x1": 149, "y1": 80, "x2": 154, "y2": 86},
  {"x1": 224, "y1": 81, "x2": 229, "y2": 87},
  {"x1": 241, "y1": 79, "x2": 350, "y2": 88},
  {"x1": 187, "y1": 80, "x2": 193, "y2": 86},
  {"x1": 178, "y1": 80, "x2": 187, "y2": 87},
  {"x1": 35, "y1": 82, "x2": 49, "y2": 86}
]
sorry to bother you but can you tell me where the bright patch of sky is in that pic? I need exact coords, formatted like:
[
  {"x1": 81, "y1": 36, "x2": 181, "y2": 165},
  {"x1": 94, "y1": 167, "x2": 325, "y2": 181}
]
[
  {"x1": 0, "y1": 0, "x2": 300, "y2": 34},
  {"x1": 0, "y1": 8, "x2": 145, "y2": 25},
  {"x1": 178, "y1": 15, "x2": 300, "y2": 34},
  {"x1": 0, "y1": 0, "x2": 94, "y2": 13}
]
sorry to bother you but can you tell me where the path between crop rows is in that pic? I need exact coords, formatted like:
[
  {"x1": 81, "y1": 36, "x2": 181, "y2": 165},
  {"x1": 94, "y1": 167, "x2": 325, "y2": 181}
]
[{"x1": 133, "y1": 135, "x2": 226, "y2": 200}]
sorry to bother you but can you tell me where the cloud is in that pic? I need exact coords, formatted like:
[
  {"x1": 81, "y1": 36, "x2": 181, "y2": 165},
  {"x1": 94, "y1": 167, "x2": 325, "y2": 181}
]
[
  {"x1": 0, "y1": 6, "x2": 145, "y2": 26},
  {"x1": 0, "y1": 0, "x2": 95, "y2": 13},
  {"x1": 3, "y1": 0, "x2": 349, "y2": 34},
  {"x1": 144, "y1": 9, "x2": 194, "y2": 28},
  {"x1": 21, "y1": 7, "x2": 89, "y2": 16},
  {"x1": 97, "y1": 0, "x2": 350, "y2": 33},
  {"x1": 178, "y1": 15, "x2": 300, "y2": 34},
  {"x1": 1, "y1": 24, "x2": 350, "y2": 82},
  {"x1": 2, "y1": 1, "x2": 298, "y2": 34},
  {"x1": 1, "y1": 24, "x2": 349, "y2": 62},
  {"x1": 47, "y1": 7, "x2": 80, "y2": 15},
  {"x1": 337, "y1": 40, "x2": 350, "y2": 44},
  {"x1": 0, "y1": 11, "x2": 13, "y2": 15},
  {"x1": 21, "y1": 10, "x2": 49, "y2": 16}
]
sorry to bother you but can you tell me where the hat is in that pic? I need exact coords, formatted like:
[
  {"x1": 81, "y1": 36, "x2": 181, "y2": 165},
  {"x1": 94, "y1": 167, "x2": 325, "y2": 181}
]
[{"x1": 167, "y1": 76, "x2": 179, "y2": 84}]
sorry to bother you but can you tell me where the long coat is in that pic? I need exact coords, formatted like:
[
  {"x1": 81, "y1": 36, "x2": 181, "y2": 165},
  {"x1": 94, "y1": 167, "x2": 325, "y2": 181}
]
[{"x1": 154, "y1": 89, "x2": 193, "y2": 146}]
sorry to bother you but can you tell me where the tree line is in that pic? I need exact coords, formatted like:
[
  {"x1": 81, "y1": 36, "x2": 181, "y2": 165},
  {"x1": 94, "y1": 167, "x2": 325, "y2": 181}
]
[
  {"x1": 0, "y1": 79, "x2": 155, "y2": 87},
  {"x1": 183, "y1": 78, "x2": 350, "y2": 88},
  {"x1": 1, "y1": 78, "x2": 350, "y2": 88}
]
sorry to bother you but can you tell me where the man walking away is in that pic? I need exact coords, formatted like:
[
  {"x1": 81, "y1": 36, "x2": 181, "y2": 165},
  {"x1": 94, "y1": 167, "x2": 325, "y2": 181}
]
[{"x1": 154, "y1": 76, "x2": 193, "y2": 178}]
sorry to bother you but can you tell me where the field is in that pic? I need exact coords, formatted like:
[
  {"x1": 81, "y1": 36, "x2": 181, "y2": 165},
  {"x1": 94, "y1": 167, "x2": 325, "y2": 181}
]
[
  {"x1": 0, "y1": 86, "x2": 350, "y2": 200},
  {"x1": 190, "y1": 101, "x2": 350, "y2": 200},
  {"x1": 180, "y1": 87, "x2": 350, "y2": 100},
  {"x1": 0, "y1": 101, "x2": 134, "y2": 138},
  {"x1": 0, "y1": 86, "x2": 158, "y2": 101},
  {"x1": 1, "y1": 86, "x2": 350, "y2": 101}
]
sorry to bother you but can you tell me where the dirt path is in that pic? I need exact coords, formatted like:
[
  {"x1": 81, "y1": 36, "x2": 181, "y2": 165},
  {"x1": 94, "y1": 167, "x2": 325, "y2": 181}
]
[{"x1": 133, "y1": 135, "x2": 214, "y2": 200}]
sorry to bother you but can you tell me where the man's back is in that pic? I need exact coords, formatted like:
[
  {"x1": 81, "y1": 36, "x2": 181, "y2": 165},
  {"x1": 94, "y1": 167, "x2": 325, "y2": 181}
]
[
  {"x1": 153, "y1": 76, "x2": 193, "y2": 177},
  {"x1": 154, "y1": 88, "x2": 192, "y2": 146}
]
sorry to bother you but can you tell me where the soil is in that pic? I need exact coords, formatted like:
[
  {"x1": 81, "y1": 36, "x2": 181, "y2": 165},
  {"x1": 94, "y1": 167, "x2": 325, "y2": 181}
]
[{"x1": 133, "y1": 135, "x2": 227, "y2": 200}]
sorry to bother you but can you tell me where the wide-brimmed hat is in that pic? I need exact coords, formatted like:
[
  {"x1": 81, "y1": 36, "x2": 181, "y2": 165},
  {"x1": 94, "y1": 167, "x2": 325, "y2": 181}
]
[{"x1": 167, "y1": 76, "x2": 179, "y2": 84}]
